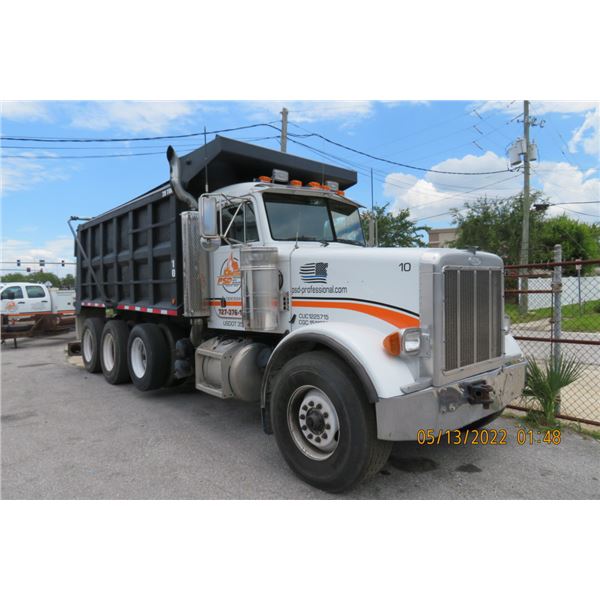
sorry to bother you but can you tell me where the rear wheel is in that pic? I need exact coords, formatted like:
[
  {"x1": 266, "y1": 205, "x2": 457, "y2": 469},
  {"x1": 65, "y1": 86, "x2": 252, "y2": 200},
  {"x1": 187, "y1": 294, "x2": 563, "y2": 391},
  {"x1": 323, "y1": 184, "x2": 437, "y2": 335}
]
[
  {"x1": 127, "y1": 323, "x2": 169, "y2": 391},
  {"x1": 81, "y1": 317, "x2": 104, "y2": 373},
  {"x1": 271, "y1": 350, "x2": 392, "y2": 493},
  {"x1": 100, "y1": 320, "x2": 130, "y2": 384}
]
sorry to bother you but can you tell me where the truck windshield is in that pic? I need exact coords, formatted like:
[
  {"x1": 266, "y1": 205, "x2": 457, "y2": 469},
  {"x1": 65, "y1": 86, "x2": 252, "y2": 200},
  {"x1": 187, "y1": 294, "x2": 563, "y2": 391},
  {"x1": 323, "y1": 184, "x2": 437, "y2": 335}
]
[{"x1": 263, "y1": 193, "x2": 365, "y2": 245}]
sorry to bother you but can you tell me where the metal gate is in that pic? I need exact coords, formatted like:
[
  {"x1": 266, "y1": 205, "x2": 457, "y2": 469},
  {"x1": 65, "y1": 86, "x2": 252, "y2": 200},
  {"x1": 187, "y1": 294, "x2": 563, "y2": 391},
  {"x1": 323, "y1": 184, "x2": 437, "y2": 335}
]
[{"x1": 504, "y1": 250, "x2": 600, "y2": 426}]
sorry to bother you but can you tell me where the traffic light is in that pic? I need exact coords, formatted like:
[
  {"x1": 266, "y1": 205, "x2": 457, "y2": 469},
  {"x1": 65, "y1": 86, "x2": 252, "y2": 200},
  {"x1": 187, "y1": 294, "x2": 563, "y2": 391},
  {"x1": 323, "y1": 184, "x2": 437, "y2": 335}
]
[
  {"x1": 26, "y1": 267, "x2": 31, "y2": 273},
  {"x1": 61, "y1": 259, "x2": 65, "y2": 267},
  {"x1": 16, "y1": 259, "x2": 21, "y2": 267},
  {"x1": 39, "y1": 259, "x2": 45, "y2": 267}
]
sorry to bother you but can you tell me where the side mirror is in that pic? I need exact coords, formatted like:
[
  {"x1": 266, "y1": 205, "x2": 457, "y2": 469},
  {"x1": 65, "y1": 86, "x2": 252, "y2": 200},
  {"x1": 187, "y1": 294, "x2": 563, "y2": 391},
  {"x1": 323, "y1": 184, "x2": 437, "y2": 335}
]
[{"x1": 200, "y1": 195, "x2": 218, "y2": 237}]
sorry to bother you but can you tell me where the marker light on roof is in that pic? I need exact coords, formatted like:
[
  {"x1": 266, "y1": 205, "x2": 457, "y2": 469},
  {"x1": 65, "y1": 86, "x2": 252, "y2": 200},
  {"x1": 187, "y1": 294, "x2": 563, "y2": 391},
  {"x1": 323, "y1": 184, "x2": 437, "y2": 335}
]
[
  {"x1": 290, "y1": 179, "x2": 302, "y2": 187},
  {"x1": 272, "y1": 169, "x2": 289, "y2": 183},
  {"x1": 307, "y1": 181, "x2": 322, "y2": 188},
  {"x1": 325, "y1": 180, "x2": 339, "y2": 191},
  {"x1": 259, "y1": 175, "x2": 272, "y2": 183},
  {"x1": 336, "y1": 190, "x2": 345, "y2": 197}
]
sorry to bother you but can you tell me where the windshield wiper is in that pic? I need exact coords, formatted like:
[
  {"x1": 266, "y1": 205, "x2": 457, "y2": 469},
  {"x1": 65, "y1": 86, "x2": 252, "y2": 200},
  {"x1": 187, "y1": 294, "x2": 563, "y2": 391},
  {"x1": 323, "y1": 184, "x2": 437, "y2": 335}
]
[
  {"x1": 334, "y1": 239, "x2": 365, "y2": 246},
  {"x1": 285, "y1": 236, "x2": 332, "y2": 242}
]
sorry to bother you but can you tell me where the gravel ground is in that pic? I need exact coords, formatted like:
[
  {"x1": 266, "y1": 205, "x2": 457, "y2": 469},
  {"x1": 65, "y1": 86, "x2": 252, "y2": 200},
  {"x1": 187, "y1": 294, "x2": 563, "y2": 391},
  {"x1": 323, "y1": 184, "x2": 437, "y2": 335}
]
[{"x1": 2, "y1": 334, "x2": 599, "y2": 500}]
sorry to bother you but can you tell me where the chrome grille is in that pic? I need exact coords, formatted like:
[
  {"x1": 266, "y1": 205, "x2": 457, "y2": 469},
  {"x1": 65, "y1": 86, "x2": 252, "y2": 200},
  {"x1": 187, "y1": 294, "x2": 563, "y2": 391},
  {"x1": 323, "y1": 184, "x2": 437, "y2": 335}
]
[{"x1": 444, "y1": 267, "x2": 503, "y2": 371}]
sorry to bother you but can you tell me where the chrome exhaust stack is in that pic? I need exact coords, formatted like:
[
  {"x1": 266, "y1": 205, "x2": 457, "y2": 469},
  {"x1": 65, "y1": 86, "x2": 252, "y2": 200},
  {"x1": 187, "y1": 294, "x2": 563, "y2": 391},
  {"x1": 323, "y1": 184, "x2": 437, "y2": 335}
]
[{"x1": 167, "y1": 145, "x2": 198, "y2": 210}]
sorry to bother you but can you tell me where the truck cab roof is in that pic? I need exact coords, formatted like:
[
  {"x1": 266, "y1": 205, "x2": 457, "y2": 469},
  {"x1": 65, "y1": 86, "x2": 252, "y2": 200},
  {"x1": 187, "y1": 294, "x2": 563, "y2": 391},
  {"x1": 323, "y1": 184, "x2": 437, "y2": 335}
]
[{"x1": 215, "y1": 181, "x2": 363, "y2": 209}]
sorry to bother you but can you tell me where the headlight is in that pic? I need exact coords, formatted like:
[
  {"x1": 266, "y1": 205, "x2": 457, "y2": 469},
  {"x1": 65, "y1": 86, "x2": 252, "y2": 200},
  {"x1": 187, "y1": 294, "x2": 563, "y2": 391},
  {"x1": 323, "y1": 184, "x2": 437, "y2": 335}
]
[{"x1": 402, "y1": 328, "x2": 422, "y2": 355}]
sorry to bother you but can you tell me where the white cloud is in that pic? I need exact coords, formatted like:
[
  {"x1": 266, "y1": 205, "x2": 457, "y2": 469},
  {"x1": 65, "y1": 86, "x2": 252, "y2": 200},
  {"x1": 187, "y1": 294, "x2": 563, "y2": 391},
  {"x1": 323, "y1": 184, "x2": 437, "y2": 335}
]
[
  {"x1": 1, "y1": 237, "x2": 76, "y2": 277},
  {"x1": 479, "y1": 100, "x2": 598, "y2": 116},
  {"x1": 384, "y1": 151, "x2": 522, "y2": 220},
  {"x1": 244, "y1": 101, "x2": 374, "y2": 125},
  {"x1": 534, "y1": 161, "x2": 600, "y2": 223},
  {"x1": 567, "y1": 108, "x2": 599, "y2": 156},
  {"x1": 1, "y1": 152, "x2": 70, "y2": 194},
  {"x1": 0, "y1": 101, "x2": 52, "y2": 122},
  {"x1": 383, "y1": 151, "x2": 599, "y2": 225},
  {"x1": 69, "y1": 101, "x2": 201, "y2": 134}
]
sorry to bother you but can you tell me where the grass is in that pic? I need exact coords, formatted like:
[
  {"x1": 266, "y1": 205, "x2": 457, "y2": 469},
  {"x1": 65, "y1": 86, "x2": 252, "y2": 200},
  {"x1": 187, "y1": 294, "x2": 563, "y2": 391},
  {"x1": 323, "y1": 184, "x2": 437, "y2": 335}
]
[{"x1": 505, "y1": 299, "x2": 600, "y2": 332}]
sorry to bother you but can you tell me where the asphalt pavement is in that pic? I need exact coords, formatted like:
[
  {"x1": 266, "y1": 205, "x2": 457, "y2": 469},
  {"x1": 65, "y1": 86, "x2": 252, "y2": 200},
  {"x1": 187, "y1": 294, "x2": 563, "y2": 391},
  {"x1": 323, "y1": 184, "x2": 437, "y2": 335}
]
[{"x1": 2, "y1": 334, "x2": 599, "y2": 499}]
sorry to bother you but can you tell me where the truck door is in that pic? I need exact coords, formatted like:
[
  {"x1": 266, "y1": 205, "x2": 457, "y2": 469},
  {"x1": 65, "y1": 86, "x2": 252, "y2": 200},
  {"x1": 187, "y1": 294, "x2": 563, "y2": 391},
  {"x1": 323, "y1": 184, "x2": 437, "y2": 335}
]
[
  {"x1": 1, "y1": 285, "x2": 26, "y2": 315},
  {"x1": 25, "y1": 284, "x2": 51, "y2": 312},
  {"x1": 209, "y1": 200, "x2": 260, "y2": 330}
]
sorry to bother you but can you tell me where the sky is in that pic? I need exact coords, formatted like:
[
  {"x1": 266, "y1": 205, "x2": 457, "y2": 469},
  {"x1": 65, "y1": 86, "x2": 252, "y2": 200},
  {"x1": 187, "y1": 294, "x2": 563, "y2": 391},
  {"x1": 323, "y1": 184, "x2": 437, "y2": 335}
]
[{"x1": 1, "y1": 100, "x2": 598, "y2": 277}]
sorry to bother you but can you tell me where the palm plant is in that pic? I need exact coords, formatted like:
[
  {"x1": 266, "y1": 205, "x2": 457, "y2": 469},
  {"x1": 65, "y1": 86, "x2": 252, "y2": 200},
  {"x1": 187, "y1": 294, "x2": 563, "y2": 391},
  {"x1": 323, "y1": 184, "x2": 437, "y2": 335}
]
[{"x1": 523, "y1": 355, "x2": 585, "y2": 425}]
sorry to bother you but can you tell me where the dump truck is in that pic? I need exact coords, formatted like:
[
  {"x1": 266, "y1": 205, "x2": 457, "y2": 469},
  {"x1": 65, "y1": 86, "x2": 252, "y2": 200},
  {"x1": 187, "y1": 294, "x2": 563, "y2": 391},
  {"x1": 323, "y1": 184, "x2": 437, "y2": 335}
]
[{"x1": 71, "y1": 136, "x2": 526, "y2": 492}]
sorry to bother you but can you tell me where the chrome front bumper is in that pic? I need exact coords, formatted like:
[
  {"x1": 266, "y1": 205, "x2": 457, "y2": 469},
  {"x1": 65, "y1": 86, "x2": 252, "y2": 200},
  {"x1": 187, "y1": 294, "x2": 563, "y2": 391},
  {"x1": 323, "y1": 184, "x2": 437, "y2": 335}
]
[{"x1": 375, "y1": 360, "x2": 527, "y2": 441}]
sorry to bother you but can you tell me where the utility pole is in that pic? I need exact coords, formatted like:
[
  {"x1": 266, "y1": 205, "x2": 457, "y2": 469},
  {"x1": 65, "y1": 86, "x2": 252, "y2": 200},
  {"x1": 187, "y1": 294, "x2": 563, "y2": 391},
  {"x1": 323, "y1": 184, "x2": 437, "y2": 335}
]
[
  {"x1": 369, "y1": 168, "x2": 375, "y2": 247},
  {"x1": 519, "y1": 100, "x2": 531, "y2": 315},
  {"x1": 280, "y1": 107, "x2": 288, "y2": 153}
]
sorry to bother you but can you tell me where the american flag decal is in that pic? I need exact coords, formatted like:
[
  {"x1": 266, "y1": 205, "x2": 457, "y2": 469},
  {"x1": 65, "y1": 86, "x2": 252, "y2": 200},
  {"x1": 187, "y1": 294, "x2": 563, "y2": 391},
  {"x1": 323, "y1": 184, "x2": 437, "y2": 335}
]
[{"x1": 300, "y1": 262, "x2": 329, "y2": 283}]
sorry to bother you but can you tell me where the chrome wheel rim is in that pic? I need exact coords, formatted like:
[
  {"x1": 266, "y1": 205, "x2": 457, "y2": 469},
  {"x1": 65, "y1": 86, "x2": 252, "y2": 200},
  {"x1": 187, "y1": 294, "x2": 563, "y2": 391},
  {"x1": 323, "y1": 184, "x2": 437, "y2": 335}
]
[
  {"x1": 286, "y1": 385, "x2": 340, "y2": 461},
  {"x1": 102, "y1": 332, "x2": 115, "y2": 372},
  {"x1": 82, "y1": 329, "x2": 94, "y2": 363},
  {"x1": 130, "y1": 337, "x2": 147, "y2": 379}
]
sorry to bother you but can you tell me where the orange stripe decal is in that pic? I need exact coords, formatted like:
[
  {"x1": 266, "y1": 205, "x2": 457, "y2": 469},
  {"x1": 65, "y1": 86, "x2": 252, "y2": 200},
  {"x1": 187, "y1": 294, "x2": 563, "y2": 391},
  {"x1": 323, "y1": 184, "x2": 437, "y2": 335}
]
[
  {"x1": 209, "y1": 300, "x2": 242, "y2": 307},
  {"x1": 292, "y1": 300, "x2": 420, "y2": 329}
]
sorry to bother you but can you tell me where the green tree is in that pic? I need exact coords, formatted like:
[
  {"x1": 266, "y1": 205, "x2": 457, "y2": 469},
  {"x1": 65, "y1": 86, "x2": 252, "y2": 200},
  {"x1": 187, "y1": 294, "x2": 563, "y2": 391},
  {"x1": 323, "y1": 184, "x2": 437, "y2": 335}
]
[
  {"x1": 538, "y1": 215, "x2": 600, "y2": 273},
  {"x1": 0, "y1": 272, "x2": 27, "y2": 283},
  {"x1": 452, "y1": 192, "x2": 599, "y2": 266},
  {"x1": 61, "y1": 274, "x2": 75, "y2": 288},
  {"x1": 0, "y1": 271, "x2": 62, "y2": 287},
  {"x1": 452, "y1": 193, "x2": 546, "y2": 264},
  {"x1": 361, "y1": 204, "x2": 429, "y2": 247}
]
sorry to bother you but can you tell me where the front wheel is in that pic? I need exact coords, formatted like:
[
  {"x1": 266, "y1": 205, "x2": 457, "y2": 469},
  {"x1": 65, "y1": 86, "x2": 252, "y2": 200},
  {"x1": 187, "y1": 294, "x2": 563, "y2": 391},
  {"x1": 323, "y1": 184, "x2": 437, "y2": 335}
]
[
  {"x1": 270, "y1": 350, "x2": 392, "y2": 493},
  {"x1": 127, "y1": 323, "x2": 169, "y2": 391}
]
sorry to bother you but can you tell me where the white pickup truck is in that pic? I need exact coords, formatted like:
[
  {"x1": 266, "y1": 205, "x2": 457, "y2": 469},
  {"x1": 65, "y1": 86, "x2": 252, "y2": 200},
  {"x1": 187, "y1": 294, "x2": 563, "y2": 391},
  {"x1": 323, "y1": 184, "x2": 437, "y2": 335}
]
[{"x1": 1, "y1": 282, "x2": 75, "y2": 325}]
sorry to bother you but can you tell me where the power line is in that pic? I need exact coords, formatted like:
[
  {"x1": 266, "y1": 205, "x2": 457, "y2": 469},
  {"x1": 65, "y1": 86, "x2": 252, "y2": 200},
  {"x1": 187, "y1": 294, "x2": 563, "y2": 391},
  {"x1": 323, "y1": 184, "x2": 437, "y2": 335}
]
[
  {"x1": 0, "y1": 122, "x2": 280, "y2": 143},
  {"x1": 286, "y1": 130, "x2": 512, "y2": 176},
  {"x1": 4, "y1": 116, "x2": 513, "y2": 176},
  {"x1": 287, "y1": 135, "x2": 521, "y2": 209},
  {"x1": 1, "y1": 136, "x2": 282, "y2": 160},
  {"x1": 0, "y1": 135, "x2": 280, "y2": 151},
  {"x1": 555, "y1": 206, "x2": 599, "y2": 219},
  {"x1": 3, "y1": 151, "x2": 165, "y2": 159}
]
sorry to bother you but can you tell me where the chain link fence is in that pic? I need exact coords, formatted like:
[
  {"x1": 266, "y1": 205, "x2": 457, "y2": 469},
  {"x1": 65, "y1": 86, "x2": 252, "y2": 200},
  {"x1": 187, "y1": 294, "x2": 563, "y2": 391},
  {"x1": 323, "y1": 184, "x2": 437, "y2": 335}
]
[{"x1": 505, "y1": 252, "x2": 600, "y2": 425}]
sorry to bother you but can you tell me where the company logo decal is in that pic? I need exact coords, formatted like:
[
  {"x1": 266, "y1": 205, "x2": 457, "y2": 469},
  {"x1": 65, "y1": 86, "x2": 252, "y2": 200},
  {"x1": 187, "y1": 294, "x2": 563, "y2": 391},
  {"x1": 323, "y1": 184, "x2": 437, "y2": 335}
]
[
  {"x1": 300, "y1": 262, "x2": 328, "y2": 284},
  {"x1": 217, "y1": 253, "x2": 241, "y2": 293}
]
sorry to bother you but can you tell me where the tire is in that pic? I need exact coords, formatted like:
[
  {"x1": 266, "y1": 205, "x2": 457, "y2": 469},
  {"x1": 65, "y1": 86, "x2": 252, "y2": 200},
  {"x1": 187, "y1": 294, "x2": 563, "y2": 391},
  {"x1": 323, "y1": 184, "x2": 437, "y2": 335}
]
[
  {"x1": 158, "y1": 322, "x2": 186, "y2": 387},
  {"x1": 81, "y1": 317, "x2": 104, "y2": 373},
  {"x1": 270, "y1": 350, "x2": 392, "y2": 493},
  {"x1": 100, "y1": 320, "x2": 130, "y2": 384},
  {"x1": 127, "y1": 323, "x2": 169, "y2": 391}
]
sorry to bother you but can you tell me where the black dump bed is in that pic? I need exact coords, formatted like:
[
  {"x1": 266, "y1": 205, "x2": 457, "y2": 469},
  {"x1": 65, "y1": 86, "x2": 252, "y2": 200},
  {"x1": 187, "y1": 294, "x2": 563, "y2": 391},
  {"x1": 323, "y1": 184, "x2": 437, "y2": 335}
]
[{"x1": 75, "y1": 136, "x2": 357, "y2": 314}]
